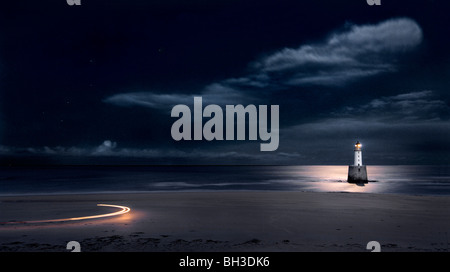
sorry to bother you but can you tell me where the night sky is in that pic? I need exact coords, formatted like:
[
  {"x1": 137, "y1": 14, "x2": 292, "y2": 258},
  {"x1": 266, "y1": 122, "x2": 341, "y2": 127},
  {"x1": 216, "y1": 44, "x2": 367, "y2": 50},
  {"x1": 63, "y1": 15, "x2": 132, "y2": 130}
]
[{"x1": 0, "y1": 0, "x2": 449, "y2": 165}]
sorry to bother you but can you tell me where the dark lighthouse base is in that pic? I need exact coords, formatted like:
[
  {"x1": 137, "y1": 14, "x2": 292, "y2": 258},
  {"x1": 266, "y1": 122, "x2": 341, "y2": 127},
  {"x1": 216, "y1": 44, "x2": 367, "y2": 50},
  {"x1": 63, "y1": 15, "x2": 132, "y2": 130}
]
[{"x1": 347, "y1": 165, "x2": 368, "y2": 183}]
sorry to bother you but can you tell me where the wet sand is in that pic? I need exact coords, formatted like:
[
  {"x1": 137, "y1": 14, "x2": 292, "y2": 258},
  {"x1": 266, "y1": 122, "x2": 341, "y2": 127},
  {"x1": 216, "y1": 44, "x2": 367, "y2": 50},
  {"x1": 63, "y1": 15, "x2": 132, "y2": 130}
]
[{"x1": 1, "y1": 191, "x2": 450, "y2": 252}]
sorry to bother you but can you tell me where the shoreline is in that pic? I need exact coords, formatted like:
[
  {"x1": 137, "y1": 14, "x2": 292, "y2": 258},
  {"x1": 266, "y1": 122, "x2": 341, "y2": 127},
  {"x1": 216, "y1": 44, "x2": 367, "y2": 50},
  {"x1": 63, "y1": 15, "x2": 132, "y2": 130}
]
[
  {"x1": 3, "y1": 187, "x2": 450, "y2": 197},
  {"x1": 1, "y1": 191, "x2": 450, "y2": 252}
]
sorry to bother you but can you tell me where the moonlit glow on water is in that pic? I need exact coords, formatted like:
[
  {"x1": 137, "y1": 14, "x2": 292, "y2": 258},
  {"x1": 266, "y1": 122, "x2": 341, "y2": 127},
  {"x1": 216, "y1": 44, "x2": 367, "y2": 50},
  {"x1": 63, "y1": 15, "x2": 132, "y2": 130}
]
[
  {"x1": 268, "y1": 165, "x2": 450, "y2": 194},
  {"x1": 0, "y1": 204, "x2": 131, "y2": 225},
  {"x1": 295, "y1": 165, "x2": 376, "y2": 193},
  {"x1": 1, "y1": 165, "x2": 450, "y2": 196},
  {"x1": 268, "y1": 165, "x2": 380, "y2": 193}
]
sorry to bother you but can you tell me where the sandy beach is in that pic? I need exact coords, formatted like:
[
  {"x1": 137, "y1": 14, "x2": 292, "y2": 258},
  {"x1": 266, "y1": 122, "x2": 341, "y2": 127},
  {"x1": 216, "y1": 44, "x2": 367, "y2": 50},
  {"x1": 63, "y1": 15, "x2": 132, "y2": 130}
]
[{"x1": 1, "y1": 191, "x2": 450, "y2": 252}]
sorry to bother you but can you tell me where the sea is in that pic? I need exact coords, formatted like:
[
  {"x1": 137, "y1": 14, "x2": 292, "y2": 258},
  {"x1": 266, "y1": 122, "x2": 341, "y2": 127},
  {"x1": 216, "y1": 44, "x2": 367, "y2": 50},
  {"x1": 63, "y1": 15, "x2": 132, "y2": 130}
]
[{"x1": 1, "y1": 165, "x2": 450, "y2": 196}]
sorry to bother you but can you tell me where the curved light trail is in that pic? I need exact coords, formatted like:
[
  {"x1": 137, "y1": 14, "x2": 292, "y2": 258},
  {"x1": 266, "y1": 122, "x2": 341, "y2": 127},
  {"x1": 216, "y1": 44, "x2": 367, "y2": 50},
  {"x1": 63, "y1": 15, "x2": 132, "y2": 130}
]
[{"x1": 0, "y1": 204, "x2": 131, "y2": 225}]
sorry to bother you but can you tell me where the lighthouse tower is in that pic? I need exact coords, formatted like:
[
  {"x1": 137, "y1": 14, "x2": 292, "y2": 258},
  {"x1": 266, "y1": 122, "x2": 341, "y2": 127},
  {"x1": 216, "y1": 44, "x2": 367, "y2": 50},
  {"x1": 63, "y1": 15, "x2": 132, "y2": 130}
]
[
  {"x1": 354, "y1": 141, "x2": 362, "y2": 166},
  {"x1": 347, "y1": 141, "x2": 368, "y2": 183}
]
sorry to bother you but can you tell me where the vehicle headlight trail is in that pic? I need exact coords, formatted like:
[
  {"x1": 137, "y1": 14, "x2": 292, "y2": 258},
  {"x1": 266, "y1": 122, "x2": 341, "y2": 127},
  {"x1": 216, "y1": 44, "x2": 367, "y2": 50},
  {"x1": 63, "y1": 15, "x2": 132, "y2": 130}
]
[{"x1": 0, "y1": 204, "x2": 131, "y2": 225}]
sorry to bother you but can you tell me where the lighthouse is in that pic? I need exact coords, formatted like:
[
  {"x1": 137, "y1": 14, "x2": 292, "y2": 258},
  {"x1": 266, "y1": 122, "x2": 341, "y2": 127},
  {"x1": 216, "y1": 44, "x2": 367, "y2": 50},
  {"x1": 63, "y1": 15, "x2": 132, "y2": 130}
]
[
  {"x1": 347, "y1": 141, "x2": 368, "y2": 183},
  {"x1": 354, "y1": 141, "x2": 362, "y2": 166}
]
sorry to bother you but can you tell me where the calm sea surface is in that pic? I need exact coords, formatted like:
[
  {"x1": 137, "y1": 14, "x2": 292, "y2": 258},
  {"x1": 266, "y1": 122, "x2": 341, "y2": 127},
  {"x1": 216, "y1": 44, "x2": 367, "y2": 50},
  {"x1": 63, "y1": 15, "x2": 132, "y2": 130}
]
[{"x1": 1, "y1": 165, "x2": 450, "y2": 196}]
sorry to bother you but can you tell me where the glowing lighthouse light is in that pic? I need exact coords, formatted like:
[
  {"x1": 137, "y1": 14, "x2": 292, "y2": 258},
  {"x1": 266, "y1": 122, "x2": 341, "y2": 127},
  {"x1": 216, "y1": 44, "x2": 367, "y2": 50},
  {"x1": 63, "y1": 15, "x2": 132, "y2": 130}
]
[{"x1": 354, "y1": 141, "x2": 363, "y2": 166}]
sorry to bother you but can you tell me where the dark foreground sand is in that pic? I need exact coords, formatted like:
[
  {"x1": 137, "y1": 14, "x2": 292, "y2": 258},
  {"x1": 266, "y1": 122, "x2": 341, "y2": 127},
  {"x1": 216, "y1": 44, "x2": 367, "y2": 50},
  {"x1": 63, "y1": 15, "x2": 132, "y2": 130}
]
[{"x1": 1, "y1": 191, "x2": 450, "y2": 252}]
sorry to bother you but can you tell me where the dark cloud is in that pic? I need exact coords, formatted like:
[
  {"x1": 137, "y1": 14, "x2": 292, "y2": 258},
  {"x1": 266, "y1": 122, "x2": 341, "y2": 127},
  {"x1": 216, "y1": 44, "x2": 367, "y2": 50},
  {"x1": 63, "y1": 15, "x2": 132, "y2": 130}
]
[
  {"x1": 0, "y1": 140, "x2": 302, "y2": 165},
  {"x1": 104, "y1": 83, "x2": 256, "y2": 110},
  {"x1": 277, "y1": 90, "x2": 450, "y2": 164},
  {"x1": 251, "y1": 17, "x2": 423, "y2": 87},
  {"x1": 104, "y1": 18, "x2": 424, "y2": 112},
  {"x1": 336, "y1": 90, "x2": 450, "y2": 122}
]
